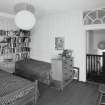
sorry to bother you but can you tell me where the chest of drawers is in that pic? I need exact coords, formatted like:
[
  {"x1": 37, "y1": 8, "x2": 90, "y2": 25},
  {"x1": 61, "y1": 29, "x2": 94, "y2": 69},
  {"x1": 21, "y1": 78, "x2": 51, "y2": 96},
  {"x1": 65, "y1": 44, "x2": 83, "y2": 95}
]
[{"x1": 51, "y1": 57, "x2": 74, "y2": 90}]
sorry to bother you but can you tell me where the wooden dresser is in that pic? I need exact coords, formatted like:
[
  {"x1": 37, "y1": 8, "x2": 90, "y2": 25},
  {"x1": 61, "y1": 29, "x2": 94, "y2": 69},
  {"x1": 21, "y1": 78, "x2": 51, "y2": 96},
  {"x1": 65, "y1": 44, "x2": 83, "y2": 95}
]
[{"x1": 51, "y1": 57, "x2": 74, "y2": 90}]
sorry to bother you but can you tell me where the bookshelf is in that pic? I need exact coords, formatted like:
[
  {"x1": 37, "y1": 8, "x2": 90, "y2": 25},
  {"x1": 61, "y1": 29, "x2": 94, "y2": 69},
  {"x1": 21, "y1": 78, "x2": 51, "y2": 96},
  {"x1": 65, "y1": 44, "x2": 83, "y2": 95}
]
[{"x1": 0, "y1": 29, "x2": 31, "y2": 73}]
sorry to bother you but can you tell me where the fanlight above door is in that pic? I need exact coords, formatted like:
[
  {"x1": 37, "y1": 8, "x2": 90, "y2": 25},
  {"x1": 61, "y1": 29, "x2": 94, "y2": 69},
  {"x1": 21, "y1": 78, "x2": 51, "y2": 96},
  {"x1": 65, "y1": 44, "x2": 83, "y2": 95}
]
[{"x1": 83, "y1": 8, "x2": 105, "y2": 25}]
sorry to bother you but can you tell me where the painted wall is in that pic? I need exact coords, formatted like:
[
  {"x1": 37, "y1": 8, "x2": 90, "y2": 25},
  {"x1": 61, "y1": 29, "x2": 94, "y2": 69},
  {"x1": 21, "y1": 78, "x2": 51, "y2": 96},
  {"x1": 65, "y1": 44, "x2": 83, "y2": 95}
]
[
  {"x1": 86, "y1": 30, "x2": 94, "y2": 54},
  {"x1": 0, "y1": 13, "x2": 17, "y2": 30},
  {"x1": 30, "y1": 11, "x2": 86, "y2": 82},
  {"x1": 86, "y1": 29, "x2": 105, "y2": 54},
  {"x1": 93, "y1": 30, "x2": 105, "y2": 50}
]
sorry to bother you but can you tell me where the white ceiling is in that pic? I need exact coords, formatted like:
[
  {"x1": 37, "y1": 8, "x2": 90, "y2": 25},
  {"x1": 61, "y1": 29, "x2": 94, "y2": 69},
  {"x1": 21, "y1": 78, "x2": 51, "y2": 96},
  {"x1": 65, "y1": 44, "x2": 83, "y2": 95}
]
[{"x1": 0, "y1": 0, "x2": 105, "y2": 16}]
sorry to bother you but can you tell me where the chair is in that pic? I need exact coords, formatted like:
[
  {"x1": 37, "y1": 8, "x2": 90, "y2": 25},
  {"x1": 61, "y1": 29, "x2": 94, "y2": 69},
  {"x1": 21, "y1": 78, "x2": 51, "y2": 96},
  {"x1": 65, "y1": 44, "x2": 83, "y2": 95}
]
[{"x1": 98, "y1": 84, "x2": 105, "y2": 105}]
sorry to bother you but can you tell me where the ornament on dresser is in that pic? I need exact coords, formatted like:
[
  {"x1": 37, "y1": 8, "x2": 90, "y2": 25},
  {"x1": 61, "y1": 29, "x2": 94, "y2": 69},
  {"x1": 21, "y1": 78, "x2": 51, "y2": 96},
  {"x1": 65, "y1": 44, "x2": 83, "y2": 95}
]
[
  {"x1": 58, "y1": 49, "x2": 73, "y2": 60},
  {"x1": 62, "y1": 49, "x2": 73, "y2": 57}
]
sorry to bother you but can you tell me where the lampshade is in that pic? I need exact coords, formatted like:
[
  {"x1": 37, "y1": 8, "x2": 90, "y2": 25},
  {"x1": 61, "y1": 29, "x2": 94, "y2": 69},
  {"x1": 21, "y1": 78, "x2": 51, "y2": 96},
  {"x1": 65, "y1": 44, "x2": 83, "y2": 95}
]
[
  {"x1": 15, "y1": 10, "x2": 36, "y2": 30},
  {"x1": 98, "y1": 40, "x2": 105, "y2": 50}
]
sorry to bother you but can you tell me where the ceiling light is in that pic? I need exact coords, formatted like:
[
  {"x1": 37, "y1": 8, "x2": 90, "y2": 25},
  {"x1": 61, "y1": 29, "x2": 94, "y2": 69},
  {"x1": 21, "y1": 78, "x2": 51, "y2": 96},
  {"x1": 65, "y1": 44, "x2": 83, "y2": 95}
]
[
  {"x1": 14, "y1": 1, "x2": 36, "y2": 30},
  {"x1": 15, "y1": 10, "x2": 36, "y2": 30}
]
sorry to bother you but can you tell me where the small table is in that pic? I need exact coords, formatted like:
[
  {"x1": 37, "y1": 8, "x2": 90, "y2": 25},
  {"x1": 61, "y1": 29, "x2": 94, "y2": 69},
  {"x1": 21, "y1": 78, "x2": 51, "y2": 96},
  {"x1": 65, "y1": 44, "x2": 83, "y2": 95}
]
[{"x1": 98, "y1": 84, "x2": 105, "y2": 105}]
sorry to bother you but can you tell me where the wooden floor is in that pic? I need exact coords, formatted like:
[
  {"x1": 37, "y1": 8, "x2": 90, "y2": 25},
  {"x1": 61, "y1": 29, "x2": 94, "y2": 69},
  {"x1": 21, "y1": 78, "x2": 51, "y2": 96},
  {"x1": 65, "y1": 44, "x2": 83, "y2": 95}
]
[{"x1": 36, "y1": 80, "x2": 99, "y2": 105}]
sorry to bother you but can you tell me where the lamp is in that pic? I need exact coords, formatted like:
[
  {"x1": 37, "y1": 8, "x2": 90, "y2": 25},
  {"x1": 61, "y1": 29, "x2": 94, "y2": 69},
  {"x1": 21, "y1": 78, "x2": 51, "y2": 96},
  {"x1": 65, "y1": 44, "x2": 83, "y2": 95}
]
[
  {"x1": 15, "y1": 1, "x2": 36, "y2": 30},
  {"x1": 98, "y1": 40, "x2": 105, "y2": 50}
]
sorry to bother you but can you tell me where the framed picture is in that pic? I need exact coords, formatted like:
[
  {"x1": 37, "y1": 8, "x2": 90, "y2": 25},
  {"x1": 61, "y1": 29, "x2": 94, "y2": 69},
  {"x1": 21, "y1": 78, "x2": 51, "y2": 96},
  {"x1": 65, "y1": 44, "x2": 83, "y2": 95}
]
[
  {"x1": 73, "y1": 67, "x2": 79, "y2": 80},
  {"x1": 55, "y1": 37, "x2": 64, "y2": 50}
]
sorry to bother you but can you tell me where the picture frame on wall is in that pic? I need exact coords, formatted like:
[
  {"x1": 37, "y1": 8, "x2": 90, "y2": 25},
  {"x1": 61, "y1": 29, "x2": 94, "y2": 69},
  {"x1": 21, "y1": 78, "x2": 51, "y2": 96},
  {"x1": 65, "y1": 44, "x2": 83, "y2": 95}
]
[{"x1": 55, "y1": 37, "x2": 64, "y2": 50}]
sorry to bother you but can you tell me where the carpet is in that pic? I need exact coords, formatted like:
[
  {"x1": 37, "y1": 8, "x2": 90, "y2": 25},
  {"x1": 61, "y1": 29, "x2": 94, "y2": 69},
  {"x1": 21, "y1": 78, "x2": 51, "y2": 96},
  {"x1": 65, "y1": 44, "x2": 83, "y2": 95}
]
[{"x1": 36, "y1": 80, "x2": 99, "y2": 105}]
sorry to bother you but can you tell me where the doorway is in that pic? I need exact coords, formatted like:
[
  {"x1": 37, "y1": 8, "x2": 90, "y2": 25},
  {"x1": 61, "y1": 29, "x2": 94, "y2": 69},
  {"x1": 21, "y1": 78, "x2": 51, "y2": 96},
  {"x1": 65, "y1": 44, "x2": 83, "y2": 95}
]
[{"x1": 86, "y1": 29, "x2": 105, "y2": 83}]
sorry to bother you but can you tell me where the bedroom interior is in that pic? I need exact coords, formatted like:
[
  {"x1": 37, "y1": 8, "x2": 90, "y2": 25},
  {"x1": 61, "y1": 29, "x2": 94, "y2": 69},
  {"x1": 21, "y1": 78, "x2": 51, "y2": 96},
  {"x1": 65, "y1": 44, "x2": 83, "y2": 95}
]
[{"x1": 0, "y1": 0, "x2": 105, "y2": 105}]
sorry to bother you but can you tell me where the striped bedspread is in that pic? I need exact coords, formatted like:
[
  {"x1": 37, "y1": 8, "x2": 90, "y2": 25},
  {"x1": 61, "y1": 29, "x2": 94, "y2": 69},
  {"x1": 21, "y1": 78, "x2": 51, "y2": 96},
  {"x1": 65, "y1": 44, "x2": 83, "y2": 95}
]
[{"x1": 0, "y1": 70, "x2": 38, "y2": 105}]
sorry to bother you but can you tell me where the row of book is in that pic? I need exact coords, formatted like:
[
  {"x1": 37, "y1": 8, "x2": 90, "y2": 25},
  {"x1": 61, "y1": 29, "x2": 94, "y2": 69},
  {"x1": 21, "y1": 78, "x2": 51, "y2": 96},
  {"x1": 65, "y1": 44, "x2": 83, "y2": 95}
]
[
  {"x1": 0, "y1": 42, "x2": 29, "y2": 48},
  {"x1": 1, "y1": 36, "x2": 31, "y2": 43},
  {"x1": 8, "y1": 43, "x2": 29, "y2": 48},
  {"x1": 0, "y1": 47, "x2": 30, "y2": 55},
  {"x1": 0, "y1": 30, "x2": 30, "y2": 37}
]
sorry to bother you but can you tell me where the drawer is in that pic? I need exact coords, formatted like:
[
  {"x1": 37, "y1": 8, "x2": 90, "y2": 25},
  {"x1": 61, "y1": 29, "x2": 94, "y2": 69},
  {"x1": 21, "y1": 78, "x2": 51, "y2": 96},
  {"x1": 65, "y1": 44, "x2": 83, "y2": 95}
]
[
  {"x1": 63, "y1": 62, "x2": 73, "y2": 67},
  {"x1": 63, "y1": 60, "x2": 73, "y2": 64},
  {"x1": 63, "y1": 58, "x2": 73, "y2": 62},
  {"x1": 63, "y1": 70, "x2": 73, "y2": 80},
  {"x1": 63, "y1": 66, "x2": 73, "y2": 71},
  {"x1": 63, "y1": 69, "x2": 73, "y2": 74},
  {"x1": 64, "y1": 64, "x2": 73, "y2": 67},
  {"x1": 63, "y1": 72, "x2": 73, "y2": 80},
  {"x1": 62, "y1": 62, "x2": 73, "y2": 66}
]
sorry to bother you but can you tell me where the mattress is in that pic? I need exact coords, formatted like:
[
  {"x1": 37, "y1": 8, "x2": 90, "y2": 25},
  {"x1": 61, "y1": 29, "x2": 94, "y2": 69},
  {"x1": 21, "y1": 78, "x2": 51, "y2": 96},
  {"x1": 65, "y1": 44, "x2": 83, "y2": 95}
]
[
  {"x1": 15, "y1": 59, "x2": 51, "y2": 84},
  {"x1": 0, "y1": 70, "x2": 38, "y2": 105},
  {"x1": 16, "y1": 59, "x2": 51, "y2": 75}
]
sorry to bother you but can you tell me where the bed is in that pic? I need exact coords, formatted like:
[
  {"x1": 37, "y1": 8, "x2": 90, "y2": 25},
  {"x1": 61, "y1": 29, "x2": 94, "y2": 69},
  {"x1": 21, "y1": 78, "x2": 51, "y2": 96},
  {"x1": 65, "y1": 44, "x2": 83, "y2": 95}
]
[
  {"x1": 15, "y1": 58, "x2": 51, "y2": 85},
  {"x1": 0, "y1": 70, "x2": 39, "y2": 105}
]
